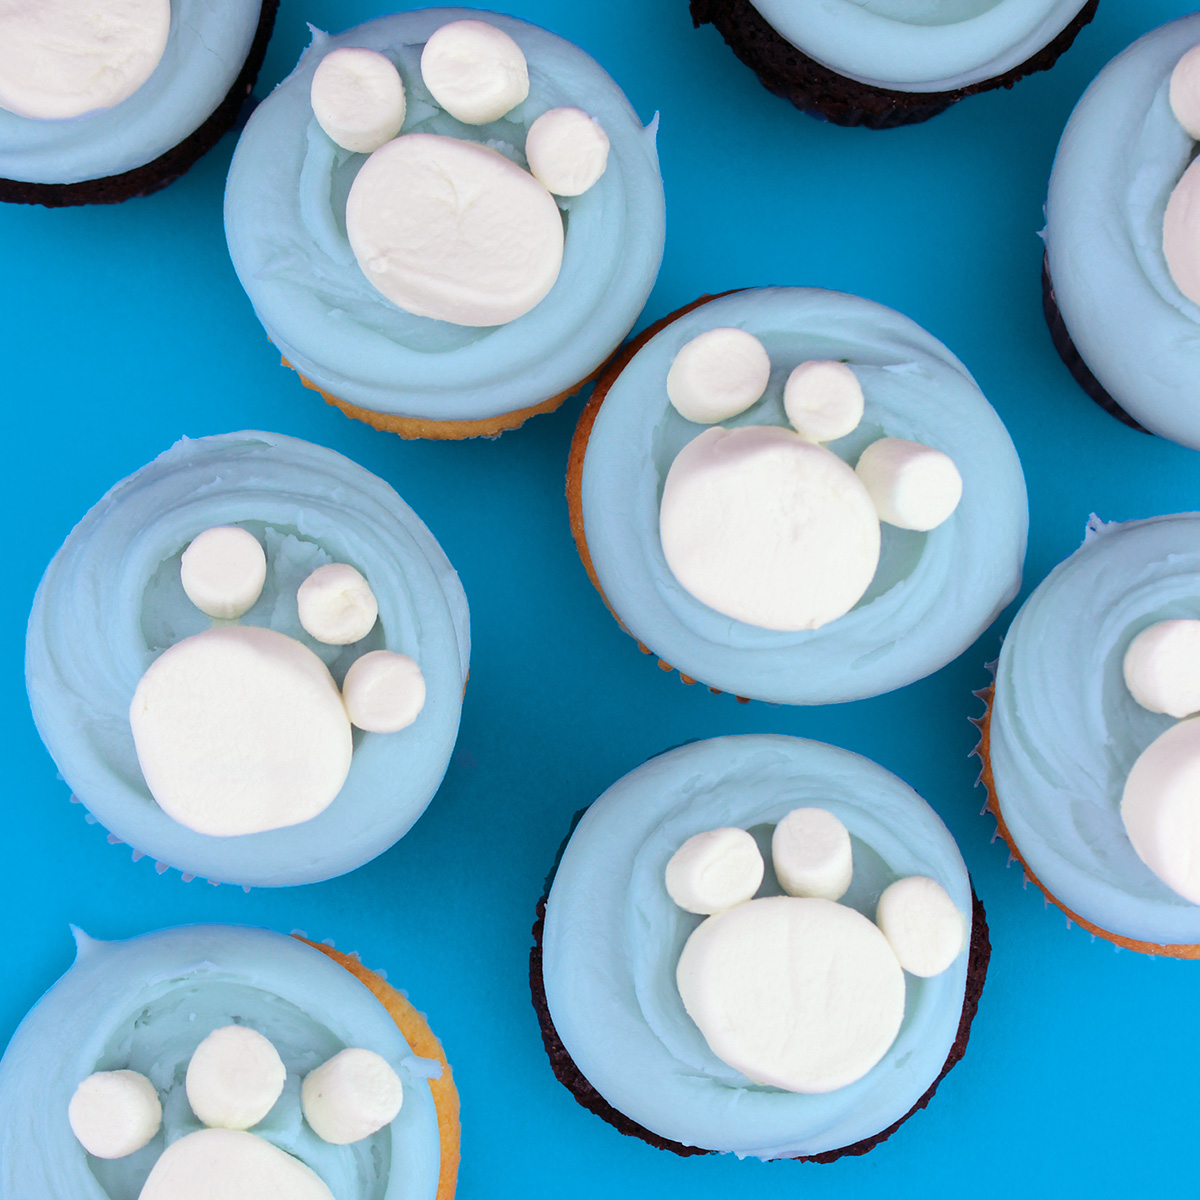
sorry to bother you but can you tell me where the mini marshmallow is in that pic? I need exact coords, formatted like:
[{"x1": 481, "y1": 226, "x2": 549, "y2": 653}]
[
  {"x1": 1164, "y1": 159, "x2": 1200, "y2": 308},
  {"x1": 875, "y1": 876, "x2": 965, "y2": 978},
  {"x1": 419, "y1": 19, "x2": 529, "y2": 124},
  {"x1": 1169, "y1": 44, "x2": 1200, "y2": 139},
  {"x1": 297, "y1": 563, "x2": 379, "y2": 645},
  {"x1": 783, "y1": 360, "x2": 864, "y2": 443},
  {"x1": 68, "y1": 1070, "x2": 161, "y2": 1160},
  {"x1": 180, "y1": 526, "x2": 267, "y2": 620},
  {"x1": 771, "y1": 807, "x2": 853, "y2": 901},
  {"x1": 665, "y1": 828, "x2": 764, "y2": 915},
  {"x1": 525, "y1": 106, "x2": 609, "y2": 196},
  {"x1": 1121, "y1": 716, "x2": 1200, "y2": 904},
  {"x1": 311, "y1": 47, "x2": 406, "y2": 154},
  {"x1": 659, "y1": 425, "x2": 881, "y2": 631},
  {"x1": 1123, "y1": 619, "x2": 1200, "y2": 718},
  {"x1": 301, "y1": 1048, "x2": 404, "y2": 1145},
  {"x1": 854, "y1": 437, "x2": 963, "y2": 531},
  {"x1": 666, "y1": 328, "x2": 771, "y2": 424},
  {"x1": 341, "y1": 650, "x2": 426, "y2": 733},
  {"x1": 185, "y1": 1025, "x2": 286, "y2": 1130}
]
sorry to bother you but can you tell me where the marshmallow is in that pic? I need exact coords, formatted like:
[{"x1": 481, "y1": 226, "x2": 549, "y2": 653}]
[
  {"x1": 665, "y1": 328, "x2": 772, "y2": 424},
  {"x1": 1121, "y1": 716, "x2": 1200, "y2": 904},
  {"x1": 665, "y1": 828, "x2": 764, "y2": 915},
  {"x1": 419, "y1": 19, "x2": 529, "y2": 124},
  {"x1": 185, "y1": 1026, "x2": 287, "y2": 1130},
  {"x1": 311, "y1": 47, "x2": 406, "y2": 154},
  {"x1": 771, "y1": 807, "x2": 853, "y2": 901},
  {"x1": 139, "y1": 1129, "x2": 335, "y2": 1200},
  {"x1": 297, "y1": 563, "x2": 379, "y2": 645},
  {"x1": 68, "y1": 1070, "x2": 161, "y2": 1160},
  {"x1": 301, "y1": 1048, "x2": 404, "y2": 1145},
  {"x1": 1164, "y1": 159, "x2": 1200, "y2": 308},
  {"x1": 0, "y1": 0, "x2": 170, "y2": 120},
  {"x1": 659, "y1": 425, "x2": 881, "y2": 631},
  {"x1": 180, "y1": 527, "x2": 267, "y2": 620},
  {"x1": 783, "y1": 360, "x2": 865, "y2": 443},
  {"x1": 341, "y1": 650, "x2": 426, "y2": 733},
  {"x1": 525, "y1": 106, "x2": 609, "y2": 196},
  {"x1": 1169, "y1": 44, "x2": 1200, "y2": 139},
  {"x1": 854, "y1": 437, "x2": 963, "y2": 531},
  {"x1": 1123, "y1": 619, "x2": 1200, "y2": 718},
  {"x1": 129, "y1": 626, "x2": 353, "y2": 837},
  {"x1": 676, "y1": 896, "x2": 905, "y2": 1094},
  {"x1": 346, "y1": 133, "x2": 564, "y2": 327},
  {"x1": 875, "y1": 876, "x2": 965, "y2": 978}
]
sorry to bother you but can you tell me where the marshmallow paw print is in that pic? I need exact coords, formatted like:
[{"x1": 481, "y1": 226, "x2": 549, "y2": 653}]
[
  {"x1": 309, "y1": 20, "x2": 610, "y2": 327},
  {"x1": 129, "y1": 526, "x2": 425, "y2": 837},
  {"x1": 659, "y1": 329, "x2": 963, "y2": 631},
  {"x1": 666, "y1": 809, "x2": 965, "y2": 1093},
  {"x1": 1165, "y1": 46, "x2": 1200, "y2": 306}
]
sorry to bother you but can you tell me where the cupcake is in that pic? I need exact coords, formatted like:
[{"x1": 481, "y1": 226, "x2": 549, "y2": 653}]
[
  {"x1": 0, "y1": 0, "x2": 278, "y2": 207},
  {"x1": 225, "y1": 9, "x2": 665, "y2": 440},
  {"x1": 690, "y1": 0, "x2": 1096, "y2": 129},
  {"x1": 979, "y1": 513, "x2": 1200, "y2": 958},
  {"x1": 25, "y1": 431, "x2": 470, "y2": 888},
  {"x1": 0, "y1": 924, "x2": 459, "y2": 1198},
  {"x1": 531, "y1": 734, "x2": 989, "y2": 1160},
  {"x1": 1043, "y1": 13, "x2": 1200, "y2": 448},
  {"x1": 568, "y1": 287, "x2": 1027, "y2": 705}
]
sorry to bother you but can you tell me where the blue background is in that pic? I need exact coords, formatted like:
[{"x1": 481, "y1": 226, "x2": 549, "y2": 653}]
[{"x1": 3, "y1": 0, "x2": 1198, "y2": 1194}]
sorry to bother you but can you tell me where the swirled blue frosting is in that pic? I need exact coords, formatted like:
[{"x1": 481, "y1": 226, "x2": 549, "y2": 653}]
[
  {"x1": 542, "y1": 734, "x2": 974, "y2": 1159},
  {"x1": 25, "y1": 431, "x2": 470, "y2": 888},
  {"x1": 580, "y1": 287, "x2": 1027, "y2": 705}
]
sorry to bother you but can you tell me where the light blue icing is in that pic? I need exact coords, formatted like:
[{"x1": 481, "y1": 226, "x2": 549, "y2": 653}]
[
  {"x1": 25, "y1": 431, "x2": 470, "y2": 888},
  {"x1": 0, "y1": 925, "x2": 441, "y2": 1200},
  {"x1": 0, "y1": 0, "x2": 261, "y2": 185},
  {"x1": 224, "y1": 8, "x2": 665, "y2": 423},
  {"x1": 542, "y1": 735, "x2": 974, "y2": 1159},
  {"x1": 749, "y1": 0, "x2": 1088, "y2": 92},
  {"x1": 580, "y1": 287, "x2": 1027, "y2": 705},
  {"x1": 989, "y1": 514, "x2": 1200, "y2": 946},
  {"x1": 1045, "y1": 14, "x2": 1200, "y2": 450}
]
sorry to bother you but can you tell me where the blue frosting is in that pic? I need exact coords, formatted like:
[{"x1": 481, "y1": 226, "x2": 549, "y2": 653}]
[
  {"x1": 580, "y1": 287, "x2": 1027, "y2": 705},
  {"x1": 542, "y1": 734, "x2": 974, "y2": 1159},
  {"x1": 224, "y1": 8, "x2": 665, "y2": 424},
  {"x1": 0, "y1": 0, "x2": 261, "y2": 185},
  {"x1": 0, "y1": 925, "x2": 441, "y2": 1200},
  {"x1": 25, "y1": 431, "x2": 470, "y2": 888},
  {"x1": 989, "y1": 514, "x2": 1200, "y2": 946},
  {"x1": 1045, "y1": 14, "x2": 1200, "y2": 450}
]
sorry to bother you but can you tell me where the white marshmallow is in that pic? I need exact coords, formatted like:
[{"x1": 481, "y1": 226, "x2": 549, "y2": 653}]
[
  {"x1": 185, "y1": 1026, "x2": 286, "y2": 1131},
  {"x1": 525, "y1": 106, "x2": 609, "y2": 196},
  {"x1": 129, "y1": 625, "x2": 353, "y2": 837},
  {"x1": 676, "y1": 896, "x2": 905, "y2": 1094},
  {"x1": 297, "y1": 563, "x2": 379, "y2": 646},
  {"x1": 875, "y1": 876, "x2": 965, "y2": 978},
  {"x1": 0, "y1": 0, "x2": 170, "y2": 120},
  {"x1": 346, "y1": 133, "x2": 564, "y2": 327},
  {"x1": 659, "y1": 425, "x2": 881, "y2": 631},
  {"x1": 1123, "y1": 619, "x2": 1200, "y2": 718},
  {"x1": 311, "y1": 47, "x2": 406, "y2": 154},
  {"x1": 783, "y1": 360, "x2": 865, "y2": 443},
  {"x1": 419, "y1": 19, "x2": 529, "y2": 125},
  {"x1": 341, "y1": 651, "x2": 426, "y2": 733},
  {"x1": 68, "y1": 1070, "x2": 161, "y2": 1160},
  {"x1": 1169, "y1": 44, "x2": 1200, "y2": 139},
  {"x1": 665, "y1": 828, "x2": 764, "y2": 915},
  {"x1": 771, "y1": 807, "x2": 853, "y2": 901},
  {"x1": 301, "y1": 1048, "x2": 404, "y2": 1145},
  {"x1": 1121, "y1": 716, "x2": 1200, "y2": 904},
  {"x1": 1164, "y1": 158, "x2": 1200, "y2": 308},
  {"x1": 665, "y1": 328, "x2": 771, "y2": 424},
  {"x1": 180, "y1": 527, "x2": 267, "y2": 620},
  {"x1": 855, "y1": 437, "x2": 963, "y2": 531}
]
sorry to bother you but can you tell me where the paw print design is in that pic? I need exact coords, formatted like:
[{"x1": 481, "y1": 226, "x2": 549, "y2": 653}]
[
  {"x1": 1165, "y1": 46, "x2": 1200, "y2": 305},
  {"x1": 659, "y1": 328, "x2": 964, "y2": 632},
  {"x1": 308, "y1": 19, "x2": 610, "y2": 327},
  {"x1": 129, "y1": 525, "x2": 425, "y2": 837},
  {"x1": 666, "y1": 808, "x2": 965, "y2": 1093}
]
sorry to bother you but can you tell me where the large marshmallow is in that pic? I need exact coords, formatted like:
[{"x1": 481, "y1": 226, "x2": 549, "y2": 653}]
[
  {"x1": 129, "y1": 625, "x2": 353, "y2": 837},
  {"x1": 1164, "y1": 159, "x2": 1200, "y2": 308},
  {"x1": 311, "y1": 47, "x2": 406, "y2": 154},
  {"x1": 771, "y1": 807, "x2": 853, "y2": 901},
  {"x1": 68, "y1": 1070, "x2": 161, "y2": 1160},
  {"x1": 341, "y1": 650, "x2": 426, "y2": 733},
  {"x1": 297, "y1": 563, "x2": 379, "y2": 646},
  {"x1": 783, "y1": 360, "x2": 864, "y2": 443},
  {"x1": 855, "y1": 437, "x2": 962, "y2": 531},
  {"x1": 346, "y1": 133, "x2": 564, "y2": 327},
  {"x1": 180, "y1": 527, "x2": 267, "y2": 620},
  {"x1": 875, "y1": 876, "x2": 965, "y2": 978},
  {"x1": 665, "y1": 828, "x2": 764, "y2": 915},
  {"x1": 185, "y1": 1026, "x2": 287, "y2": 1130},
  {"x1": 525, "y1": 106, "x2": 609, "y2": 196},
  {"x1": 1169, "y1": 44, "x2": 1200, "y2": 139},
  {"x1": 301, "y1": 1048, "x2": 404, "y2": 1145},
  {"x1": 1123, "y1": 619, "x2": 1200, "y2": 718},
  {"x1": 659, "y1": 425, "x2": 881, "y2": 631},
  {"x1": 666, "y1": 328, "x2": 771, "y2": 424},
  {"x1": 419, "y1": 19, "x2": 529, "y2": 124}
]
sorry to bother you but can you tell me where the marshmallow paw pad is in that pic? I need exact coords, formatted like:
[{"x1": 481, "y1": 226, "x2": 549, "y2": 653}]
[{"x1": 1165, "y1": 46, "x2": 1200, "y2": 306}]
